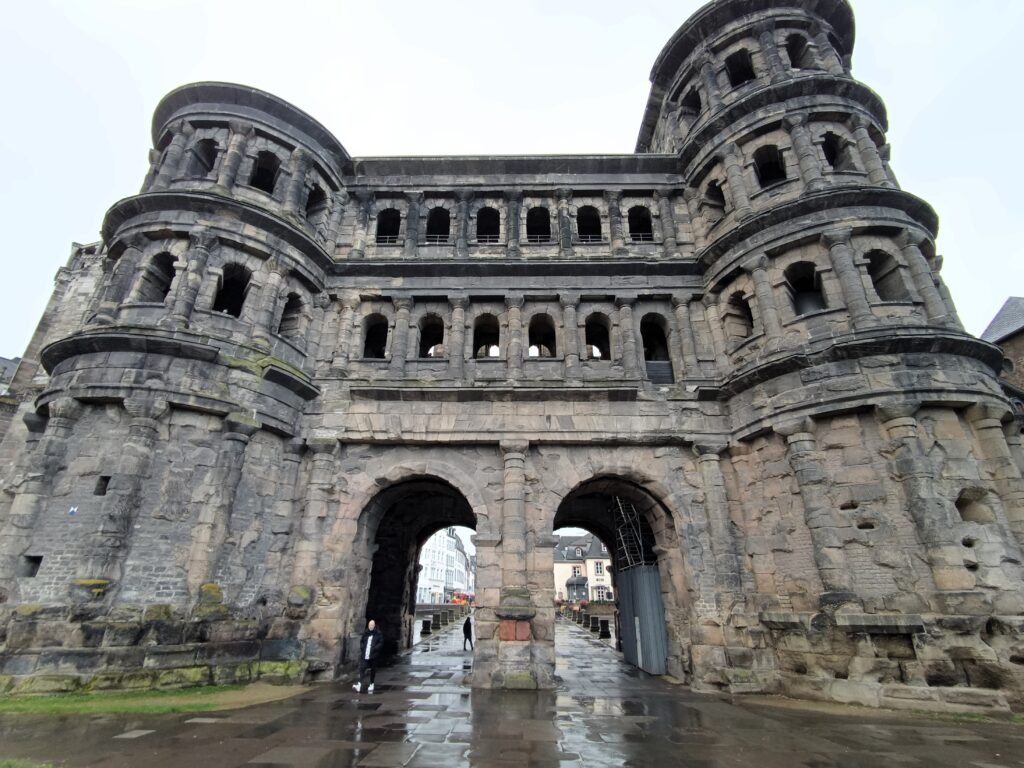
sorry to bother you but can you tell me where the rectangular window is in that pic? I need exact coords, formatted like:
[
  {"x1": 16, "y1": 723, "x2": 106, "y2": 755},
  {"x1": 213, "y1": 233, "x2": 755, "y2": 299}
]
[
  {"x1": 572, "y1": 566, "x2": 581, "y2": 577},
  {"x1": 17, "y1": 555, "x2": 42, "y2": 578},
  {"x1": 595, "y1": 562, "x2": 604, "y2": 575}
]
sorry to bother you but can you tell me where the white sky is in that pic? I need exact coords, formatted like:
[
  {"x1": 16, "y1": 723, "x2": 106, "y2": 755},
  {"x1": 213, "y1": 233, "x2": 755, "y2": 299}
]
[{"x1": 1, "y1": 0, "x2": 1021, "y2": 357}]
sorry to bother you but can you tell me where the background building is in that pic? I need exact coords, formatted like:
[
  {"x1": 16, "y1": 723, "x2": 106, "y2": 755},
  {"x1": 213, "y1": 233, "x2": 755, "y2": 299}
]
[
  {"x1": 416, "y1": 527, "x2": 473, "y2": 603},
  {"x1": 553, "y1": 534, "x2": 613, "y2": 603}
]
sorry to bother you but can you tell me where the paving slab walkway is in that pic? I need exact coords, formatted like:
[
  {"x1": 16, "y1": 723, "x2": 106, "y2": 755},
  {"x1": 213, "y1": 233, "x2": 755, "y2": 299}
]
[{"x1": 0, "y1": 617, "x2": 1022, "y2": 767}]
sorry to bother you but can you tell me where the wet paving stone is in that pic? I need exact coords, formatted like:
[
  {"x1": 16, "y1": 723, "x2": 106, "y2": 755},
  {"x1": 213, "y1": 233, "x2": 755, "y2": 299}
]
[{"x1": 1, "y1": 618, "x2": 1022, "y2": 767}]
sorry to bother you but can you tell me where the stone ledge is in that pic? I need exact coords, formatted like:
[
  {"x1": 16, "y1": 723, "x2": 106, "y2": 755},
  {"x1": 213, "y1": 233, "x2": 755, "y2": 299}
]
[{"x1": 834, "y1": 614, "x2": 925, "y2": 634}]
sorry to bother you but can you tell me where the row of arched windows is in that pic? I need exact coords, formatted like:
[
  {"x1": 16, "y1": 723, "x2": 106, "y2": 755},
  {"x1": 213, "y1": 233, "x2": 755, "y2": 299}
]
[
  {"x1": 723, "y1": 250, "x2": 911, "y2": 340},
  {"x1": 359, "y1": 309, "x2": 672, "y2": 367},
  {"x1": 374, "y1": 204, "x2": 656, "y2": 245}
]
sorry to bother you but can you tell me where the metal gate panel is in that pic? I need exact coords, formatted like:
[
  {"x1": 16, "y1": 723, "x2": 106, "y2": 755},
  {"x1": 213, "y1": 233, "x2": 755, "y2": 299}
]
[{"x1": 616, "y1": 564, "x2": 667, "y2": 675}]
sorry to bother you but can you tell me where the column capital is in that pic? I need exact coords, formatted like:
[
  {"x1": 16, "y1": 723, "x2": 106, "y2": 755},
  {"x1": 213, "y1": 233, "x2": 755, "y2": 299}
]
[
  {"x1": 306, "y1": 436, "x2": 340, "y2": 456},
  {"x1": 775, "y1": 417, "x2": 815, "y2": 439},
  {"x1": 188, "y1": 228, "x2": 218, "y2": 252},
  {"x1": 340, "y1": 292, "x2": 361, "y2": 311},
  {"x1": 449, "y1": 295, "x2": 469, "y2": 310},
  {"x1": 393, "y1": 296, "x2": 413, "y2": 312},
  {"x1": 227, "y1": 119, "x2": 250, "y2": 135},
  {"x1": 504, "y1": 188, "x2": 523, "y2": 202},
  {"x1": 47, "y1": 396, "x2": 85, "y2": 423},
  {"x1": 505, "y1": 294, "x2": 525, "y2": 310},
  {"x1": 783, "y1": 111, "x2": 809, "y2": 130},
  {"x1": 123, "y1": 390, "x2": 170, "y2": 422},
  {"x1": 284, "y1": 438, "x2": 306, "y2": 459},
  {"x1": 457, "y1": 189, "x2": 474, "y2": 203},
  {"x1": 820, "y1": 228, "x2": 852, "y2": 248},
  {"x1": 671, "y1": 293, "x2": 694, "y2": 309},
  {"x1": 614, "y1": 295, "x2": 637, "y2": 309},
  {"x1": 603, "y1": 189, "x2": 622, "y2": 204},
  {"x1": 314, "y1": 292, "x2": 331, "y2": 310},
  {"x1": 119, "y1": 232, "x2": 150, "y2": 254},
  {"x1": 896, "y1": 228, "x2": 928, "y2": 249},
  {"x1": 223, "y1": 411, "x2": 261, "y2": 439},
  {"x1": 742, "y1": 254, "x2": 770, "y2": 274},
  {"x1": 500, "y1": 439, "x2": 530, "y2": 457},
  {"x1": 559, "y1": 293, "x2": 580, "y2": 309},
  {"x1": 965, "y1": 403, "x2": 1013, "y2": 426},
  {"x1": 876, "y1": 400, "x2": 921, "y2": 423},
  {"x1": 722, "y1": 142, "x2": 742, "y2": 160},
  {"x1": 556, "y1": 188, "x2": 572, "y2": 204},
  {"x1": 693, "y1": 440, "x2": 728, "y2": 458}
]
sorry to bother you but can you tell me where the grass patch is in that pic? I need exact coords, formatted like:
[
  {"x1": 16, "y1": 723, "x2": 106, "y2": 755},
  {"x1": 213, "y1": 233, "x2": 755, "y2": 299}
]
[
  {"x1": 0, "y1": 685, "x2": 245, "y2": 716},
  {"x1": 0, "y1": 761, "x2": 58, "y2": 768}
]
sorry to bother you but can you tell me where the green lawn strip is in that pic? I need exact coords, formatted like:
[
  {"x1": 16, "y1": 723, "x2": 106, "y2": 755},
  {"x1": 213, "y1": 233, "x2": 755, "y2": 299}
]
[
  {"x1": 0, "y1": 684, "x2": 245, "y2": 715},
  {"x1": 0, "y1": 761, "x2": 59, "y2": 768}
]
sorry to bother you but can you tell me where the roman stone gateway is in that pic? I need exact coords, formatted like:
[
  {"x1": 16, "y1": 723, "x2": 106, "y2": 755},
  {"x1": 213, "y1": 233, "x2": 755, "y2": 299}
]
[{"x1": 1, "y1": 0, "x2": 1023, "y2": 710}]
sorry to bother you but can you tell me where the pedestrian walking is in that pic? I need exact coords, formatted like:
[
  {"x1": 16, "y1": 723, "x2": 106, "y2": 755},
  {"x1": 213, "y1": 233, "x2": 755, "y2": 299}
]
[
  {"x1": 353, "y1": 618, "x2": 382, "y2": 693},
  {"x1": 463, "y1": 615, "x2": 473, "y2": 651}
]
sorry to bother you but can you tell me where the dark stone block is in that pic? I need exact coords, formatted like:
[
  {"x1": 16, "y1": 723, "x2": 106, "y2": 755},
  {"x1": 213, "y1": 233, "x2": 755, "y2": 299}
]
[
  {"x1": 260, "y1": 638, "x2": 303, "y2": 661},
  {"x1": 102, "y1": 622, "x2": 144, "y2": 647},
  {"x1": 143, "y1": 645, "x2": 199, "y2": 670},
  {"x1": 2, "y1": 652, "x2": 39, "y2": 675},
  {"x1": 140, "y1": 620, "x2": 185, "y2": 646},
  {"x1": 183, "y1": 621, "x2": 212, "y2": 643},
  {"x1": 196, "y1": 640, "x2": 261, "y2": 665}
]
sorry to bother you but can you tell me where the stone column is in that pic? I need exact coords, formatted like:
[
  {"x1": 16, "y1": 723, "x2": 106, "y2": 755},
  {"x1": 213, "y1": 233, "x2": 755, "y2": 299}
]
[
  {"x1": 0, "y1": 399, "x2": 82, "y2": 586},
  {"x1": 683, "y1": 188, "x2": 708, "y2": 250},
  {"x1": 348, "y1": 193, "x2": 372, "y2": 260},
  {"x1": 812, "y1": 24, "x2": 846, "y2": 75},
  {"x1": 966, "y1": 405, "x2": 1024, "y2": 548},
  {"x1": 744, "y1": 255, "x2": 784, "y2": 340},
  {"x1": 821, "y1": 229, "x2": 875, "y2": 330},
  {"x1": 496, "y1": 441, "x2": 535, "y2": 621},
  {"x1": 169, "y1": 229, "x2": 216, "y2": 328},
  {"x1": 456, "y1": 191, "x2": 472, "y2": 258},
  {"x1": 269, "y1": 439, "x2": 306, "y2": 593},
  {"x1": 325, "y1": 189, "x2": 349, "y2": 251},
  {"x1": 694, "y1": 442, "x2": 742, "y2": 595},
  {"x1": 699, "y1": 55, "x2": 724, "y2": 110},
  {"x1": 186, "y1": 412, "x2": 259, "y2": 596},
  {"x1": 897, "y1": 229, "x2": 949, "y2": 326},
  {"x1": 291, "y1": 438, "x2": 339, "y2": 589},
  {"x1": 702, "y1": 295, "x2": 731, "y2": 374},
  {"x1": 403, "y1": 192, "x2": 422, "y2": 258},
  {"x1": 283, "y1": 148, "x2": 310, "y2": 217},
  {"x1": 757, "y1": 24, "x2": 788, "y2": 83},
  {"x1": 303, "y1": 294, "x2": 328, "y2": 363},
  {"x1": 722, "y1": 145, "x2": 754, "y2": 220},
  {"x1": 656, "y1": 188, "x2": 680, "y2": 258},
  {"x1": 332, "y1": 294, "x2": 361, "y2": 369},
  {"x1": 506, "y1": 191, "x2": 522, "y2": 258},
  {"x1": 251, "y1": 260, "x2": 288, "y2": 349},
  {"x1": 931, "y1": 255, "x2": 965, "y2": 331},
  {"x1": 214, "y1": 121, "x2": 253, "y2": 193},
  {"x1": 615, "y1": 297, "x2": 641, "y2": 378},
  {"x1": 152, "y1": 120, "x2": 192, "y2": 190},
  {"x1": 605, "y1": 190, "x2": 626, "y2": 256},
  {"x1": 877, "y1": 403, "x2": 972, "y2": 592},
  {"x1": 1006, "y1": 425, "x2": 1024, "y2": 477},
  {"x1": 389, "y1": 297, "x2": 413, "y2": 375},
  {"x1": 848, "y1": 115, "x2": 892, "y2": 187},
  {"x1": 561, "y1": 294, "x2": 582, "y2": 382},
  {"x1": 776, "y1": 419, "x2": 856, "y2": 599},
  {"x1": 92, "y1": 234, "x2": 147, "y2": 325},
  {"x1": 449, "y1": 296, "x2": 468, "y2": 381},
  {"x1": 785, "y1": 113, "x2": 825, "y2": 192},
  {"x1": 87, "y1": 390, "x2": 169, "y2": 588},
  {"x1": 506, "y1": 295, "x2": 525, "y2": 381},
  {"x1": 671, "y1": 296, "x2": 700, "y2": 374},
  {"x1": 556, "y1": 188, "x2": 574, "y2": 259}
]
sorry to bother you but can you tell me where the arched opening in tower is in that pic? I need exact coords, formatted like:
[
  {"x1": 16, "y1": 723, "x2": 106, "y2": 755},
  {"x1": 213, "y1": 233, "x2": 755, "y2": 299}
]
[
  {"x1": 552, "y1": 478, "x2": 677, "y2": 676},
  {"x1": 359, "y1": 478, "x2": 477, "y2": 658}
]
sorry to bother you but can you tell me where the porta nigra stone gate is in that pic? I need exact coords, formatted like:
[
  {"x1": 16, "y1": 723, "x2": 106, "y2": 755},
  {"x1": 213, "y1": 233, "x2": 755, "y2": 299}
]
[{"x1": 1, "y1": 0, "x2": 1023, "y2": 712}]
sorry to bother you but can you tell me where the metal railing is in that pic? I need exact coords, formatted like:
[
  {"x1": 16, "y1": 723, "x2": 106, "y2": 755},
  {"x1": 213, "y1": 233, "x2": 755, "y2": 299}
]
[
  {"x1": 526, "y1": 234, "x2": 550, "y2": 243},
  {"x1": 476, "y1": 235, "x2": 500, "y2": 244},
  {"x1": 630, "y1": 232, "x2": 654, "y2": 242},
  {"x1": 425, "y1": 235, "x2": 449, "y2": 244},
  {"x1": 578, "y1": 234, "x2": 603, "y2": 243},
  {"x1": 375, "y1": 235, "x2": 399, "y2": 245}
]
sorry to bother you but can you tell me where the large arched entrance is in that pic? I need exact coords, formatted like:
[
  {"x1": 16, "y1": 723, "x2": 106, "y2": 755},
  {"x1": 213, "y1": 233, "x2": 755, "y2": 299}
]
[
  {"x1": 358, "y1": 477, "x2": 476, "y2": 657},
  {"x1": 553, "y1": 476, "x2": 685, "y2": 676}
]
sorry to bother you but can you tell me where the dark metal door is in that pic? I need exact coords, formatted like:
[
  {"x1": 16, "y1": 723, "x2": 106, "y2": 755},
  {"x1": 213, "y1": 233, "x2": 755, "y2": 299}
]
[{"x1": 616, "y1": 564, "x2": 667, "y2": 675}]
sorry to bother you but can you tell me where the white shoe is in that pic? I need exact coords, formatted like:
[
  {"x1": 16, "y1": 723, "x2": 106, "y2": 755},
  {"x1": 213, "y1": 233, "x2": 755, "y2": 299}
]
[
  {"x1": 367, "y1": 684, "x2": 375, "y2": 692},
  {"x1": 352, "y1": 683, "x2": 361, "y2": 692}
]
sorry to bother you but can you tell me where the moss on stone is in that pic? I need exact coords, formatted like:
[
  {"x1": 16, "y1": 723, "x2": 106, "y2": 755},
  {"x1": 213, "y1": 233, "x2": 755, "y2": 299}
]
[
  {"x1": 143, "y1": 604, "x2": 175, "y2": 622},
  {"x1": 12, "y1": 675, "x2": 82, "y2": 695},
  {"x1": 155, "y1": 666, "x2": 212, "y2": 689},
  {"x1": 0, "y1": 675, "x2": 14, "y2": 694},
  {"x1": 256, "y1": 660, "x2": 307, "y2": 684},
  {"x1": 212, "y1": 663, "x2": 253, "y2": 685}
]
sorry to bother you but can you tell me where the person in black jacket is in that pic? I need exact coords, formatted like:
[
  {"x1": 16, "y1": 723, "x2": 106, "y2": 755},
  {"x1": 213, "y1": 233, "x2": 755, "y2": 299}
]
[
  {"x1": 463, "y1": 615, "x2": 473, "y2": 651},
  {"x1": 353, "y1": 619, "x2": 382, "y2": 693}
]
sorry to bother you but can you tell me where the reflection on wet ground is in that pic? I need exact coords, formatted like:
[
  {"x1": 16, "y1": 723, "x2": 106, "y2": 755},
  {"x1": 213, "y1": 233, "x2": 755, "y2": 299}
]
[{"x1": 1, "y1": 616, "x2": 1022, "y2": 766}]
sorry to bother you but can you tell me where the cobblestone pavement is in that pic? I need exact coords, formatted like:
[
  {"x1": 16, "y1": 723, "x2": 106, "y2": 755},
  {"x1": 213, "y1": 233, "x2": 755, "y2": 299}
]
[{"x1": 1, "y1": 618, "x2": 1022, "y2": 767}]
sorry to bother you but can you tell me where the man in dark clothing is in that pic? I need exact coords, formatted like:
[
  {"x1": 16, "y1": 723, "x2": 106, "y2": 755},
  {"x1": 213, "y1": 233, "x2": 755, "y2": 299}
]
[
  {"x1": 463, "y1": 615, "x2": 473, "y2": 651},
  {"x1": 353, "y1": 619, "x2": 382, "y2": 693}
]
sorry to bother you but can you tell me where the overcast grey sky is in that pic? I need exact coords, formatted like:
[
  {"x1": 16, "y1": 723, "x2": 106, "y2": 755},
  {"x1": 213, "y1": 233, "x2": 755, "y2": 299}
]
[{"x1": 1, "y1": 0, "x2": 1021, "y2": 358}]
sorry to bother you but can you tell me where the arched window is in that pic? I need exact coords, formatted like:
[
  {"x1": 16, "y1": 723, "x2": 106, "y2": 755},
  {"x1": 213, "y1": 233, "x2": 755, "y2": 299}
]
[
  {"x1": 785, "y1": 261, "x2": 826, "y2": 316},
  {"x1": 640, "y1": 315, "x2": 670, "y2": 361},
  {"x1": 212, "y1": 263, "x2": 251, "y2": 318},
  {"x1": 376, "y1": 209, "x2": 401, "y2": 244},
  {"x1": 866, "y1": 250, "x2": 910, "y2": 302},
  {"x1": 725, "y1": 49, "x2": 756, "y2": 88},
  {"x1": 701, "y1": 181, "x2": 726, "y2": 226},
  {"x1": 723, "y1": 291, "x2": 754, "y2": 340},
  {"x1": 528, "y1": 314, "x2": 556, "y2": 357},
  {"x1": 753, "y1": 145, "x2": 787, "y2": 188},
  {"x1": 786, "y1": 34, "x2": 813, "y2": 69},
  {"x1": 249, "y1": 151, "x2": 281, "y2": 195},
  {"x1": 276, "y1": 293, "x2": 303, "y2": 339},
  {"x1": 473, "y1": 314, "x2": 500, "y2": 358},
  {"x1": 576, "y1": 206, "x2": 602, "y2": 243},
  {"x1": 418, "y1": 314, "x2": 446, "y2": 358},
  {"x1": 363, "y1": 314, "x2": 389, "y2": 359},
  {"x1": 584, "y1": 313, "x2": 611, "y2": 360},
  {"x1": 186, "y1": 138, "x2": 218, "y2": 178},
  {"x1": 477, "y1": 207, "x2": 500, "y2": 243},
  {"x1": 526, "y1": 207, "x2": 551, "y2": 243},
  {"x1": 135, "y1": 252, "x2": 177, "y2": 303},
  {"x1": 426, "y1": 207, "x2": 450, "y2": 244},
  {"x1": 305, "y1": 184, "x2": 328, "y2": 223},
  {"x1": 680, "y1": 87, "x2": 701, "y2": 119},
  {"x1": 628, "y1": 206, "x2": 654, "y2": 242},
  {"x1": 822, "y1": 132, "x2": 857, "y2": 172}
]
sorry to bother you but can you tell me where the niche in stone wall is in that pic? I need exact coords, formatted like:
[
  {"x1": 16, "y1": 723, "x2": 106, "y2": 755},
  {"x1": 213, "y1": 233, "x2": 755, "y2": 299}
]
[
  {"x1": 376, "y1": 209, "x2": 401, "y2": 244},
  {"x1": 528, "y1": 314, "x2": 556, "y2": 357},
  {"x1": 725, "y1": 49, "x2": 756, "y2": 88},
  {"x1": 701, "y1": 180, "x2": 726, "y2": 226},
  {"x1": 628, "y1": 206, "x2": 654, "y2": 242},
  {"x1": 185, "y1": 138, "x2": 218, "y2": 178},
  {"x1": 822, "y1": 132, "x2": 857, "y2": 172},
  {"x1": 477, "y1": 207, "x2": 500, "y2": 243},
  {"x1": 473, "y1": 313, "x2": 500, "y2": 358},
  {"x1": 276, "y1": 293, "x2": 303, "y2": 339},
  {"x1": 250, "y1": 151, "x2": 281, "y2": 195},
  {"x1": 211, "y1": 263, "x2": 251, "y2": 318},
  {"x1": 723, "y1": 291, "x2": 754, "y2": 339},
  {"x1": 135, "y1": 253, "x2": 177, "y2": 304},
  {"x1": 426, "y1": 207, "x2": 450, "y2": 244},
  {"x1": 955, "y1": 488, "x2": 997, "y2": 524},
  {"x1": 526, "y1": 206, "x2": 551, "y2": 243},
  {"x1": 866, "y1": 250, "x2": 911, "y2": 302},
  {"x1": 584, "y1": 313, "x2": 611, "y2": 360},
  {"x1": 785, "y1": 261, "x2": 826, "y2": 316},
  {"x1": 576, "y1": 206, "x2": 602, "y2": 243},
  {"x1": 419, "y1": 314, "x2": 446, "y2": 358},
  {"x1": 363, "y1": 314, "x2": 389, "y2": 359}
]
